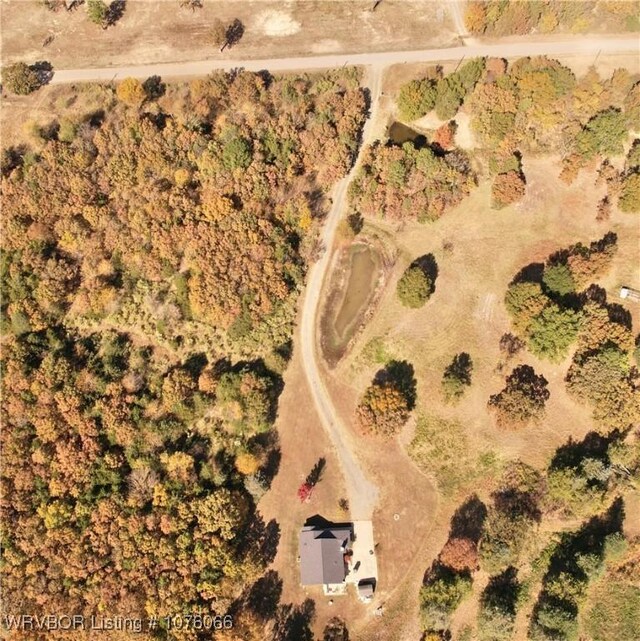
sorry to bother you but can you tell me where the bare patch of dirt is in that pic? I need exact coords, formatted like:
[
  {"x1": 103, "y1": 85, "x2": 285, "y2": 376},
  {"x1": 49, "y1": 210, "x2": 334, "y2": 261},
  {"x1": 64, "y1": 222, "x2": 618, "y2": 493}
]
[{"x1": 254, "y1": 10, "x2": 301, "y2": 37}]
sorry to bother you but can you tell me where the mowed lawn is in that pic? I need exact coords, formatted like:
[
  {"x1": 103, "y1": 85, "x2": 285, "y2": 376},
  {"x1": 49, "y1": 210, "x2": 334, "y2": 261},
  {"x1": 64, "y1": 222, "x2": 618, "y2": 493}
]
[
  {"x1": 323, "y1": 155, "x2": 639, "y2": 639},
  {"x1": 339, "y1": 154, "x2": 638, "y2": 472}
]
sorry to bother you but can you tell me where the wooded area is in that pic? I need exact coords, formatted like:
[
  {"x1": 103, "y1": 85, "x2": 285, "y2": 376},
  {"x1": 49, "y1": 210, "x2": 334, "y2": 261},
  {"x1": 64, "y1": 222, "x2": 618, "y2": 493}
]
[{"x1": 1, "y1": 68, "x2": 366, "y2": 636}]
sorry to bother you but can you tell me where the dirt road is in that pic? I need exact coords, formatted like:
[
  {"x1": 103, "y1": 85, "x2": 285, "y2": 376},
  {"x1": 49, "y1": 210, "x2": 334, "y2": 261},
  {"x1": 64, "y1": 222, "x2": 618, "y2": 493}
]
[
  {"x1": 49, "y1": 37, "x2": 639, "y2": 83},
  {"x1": 299, "y1": 65, "x2": 383, "y2": 521},
  {"x1": 43, "y1": 32, "x2": 639, "y2": 524}
]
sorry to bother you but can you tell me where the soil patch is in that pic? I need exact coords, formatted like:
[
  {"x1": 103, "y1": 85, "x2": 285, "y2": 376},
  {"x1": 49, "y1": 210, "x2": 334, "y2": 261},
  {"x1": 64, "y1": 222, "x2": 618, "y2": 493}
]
[{"x1": 254, "y1": 10, "x2": 301, "y2": 37}]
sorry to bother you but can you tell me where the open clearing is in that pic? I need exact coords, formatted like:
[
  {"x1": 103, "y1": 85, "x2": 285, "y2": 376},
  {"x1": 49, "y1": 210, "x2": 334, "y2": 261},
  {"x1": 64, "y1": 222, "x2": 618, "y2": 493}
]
[
  {"x1": 321, "y1": 155, "x2": 639, "y2": 638},
  {"x1": 0, "y1": 0, "x2": 456, "y2": 69},
  {"x1": 294, "y1": 51, "x2": 639, "y2": 639}
]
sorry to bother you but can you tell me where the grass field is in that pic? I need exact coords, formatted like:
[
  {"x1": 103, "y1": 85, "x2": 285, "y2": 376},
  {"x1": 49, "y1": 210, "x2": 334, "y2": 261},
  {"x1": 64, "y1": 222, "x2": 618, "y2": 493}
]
[{"x1": 0, "y1": 0, "x2": 456, "y2": 69}]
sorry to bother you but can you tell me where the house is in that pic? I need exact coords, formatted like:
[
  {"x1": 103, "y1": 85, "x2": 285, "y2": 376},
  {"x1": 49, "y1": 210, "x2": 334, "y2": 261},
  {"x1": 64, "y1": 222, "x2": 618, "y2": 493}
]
[{"x1": 299, "y1": 524, "x2": 353, "y2": 594}]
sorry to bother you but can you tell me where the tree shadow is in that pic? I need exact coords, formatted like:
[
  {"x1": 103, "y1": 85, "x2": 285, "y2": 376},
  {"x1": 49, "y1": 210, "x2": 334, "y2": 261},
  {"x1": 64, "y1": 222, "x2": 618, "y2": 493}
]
[
  {"x1": 1, "y1": 145, "x2": 28, "y2": 177},
  {"x1": 511, "y1": 262, "x2": 544, "y2": 285},
  {"x1": 31, "y1": 60, "x2": 54, "y2": 86},
  {"x1": 410, "y1": 253, "x2": 438, "y2": 293},
  {"x1": 373, "y1": 359, "x2": 417, "y2": 410},
  {"x1": 443, "y1": 352, "x2": 473, "y2": 384},
  {"x1": 249, "y1": 430, "x2": 281, "y2": 488},
  {"x1": 244, "y1": 569, "x2": 283, "y2": 621},
  {"x1": 322, "y1": 616, "x2": 350, "y2": 641},
  {"x1": 106, "y1": 0, "x2": 126, "y2": 27},
  {"x1": 481, "y1": 566, "x2": 520, "y2": 615},
  {"x1": 226, "y1": 18, "x2": 245, "y2": 48},
  {"x1": 449, "y1": 494, "x2": 487, "y2": 543},
  {"x1": 143, "y1": 75, "x2": 165, "y2": 100},
  {"x1": 305, "y1": 457, "x2": 326, "y2": 487},
  {"x1": 273, "y1": 598, "x2": 316, "y2": 641},
  {"x1": 549, "y1": 431, "x2": 617, "y2": 472},
  {"x1": 241, "y1": 514, "x2": 281, "y2": 566}
]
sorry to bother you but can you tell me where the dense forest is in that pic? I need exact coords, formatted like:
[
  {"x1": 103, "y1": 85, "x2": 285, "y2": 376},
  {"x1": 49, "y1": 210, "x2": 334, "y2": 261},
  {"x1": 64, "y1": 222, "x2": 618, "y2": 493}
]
[
  {"x1": 464, "y1": 1, "x2": 640, "y2": 35},
  {"x1": 1, "y1": 68, "x2": 366, "y2": 639}
]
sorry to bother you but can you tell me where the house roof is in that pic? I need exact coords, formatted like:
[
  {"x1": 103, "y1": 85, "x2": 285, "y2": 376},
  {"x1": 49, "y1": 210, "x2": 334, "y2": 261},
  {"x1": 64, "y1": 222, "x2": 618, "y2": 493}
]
[{"x1": 299, "y1": 525, "x2": 352, "y2": 585}]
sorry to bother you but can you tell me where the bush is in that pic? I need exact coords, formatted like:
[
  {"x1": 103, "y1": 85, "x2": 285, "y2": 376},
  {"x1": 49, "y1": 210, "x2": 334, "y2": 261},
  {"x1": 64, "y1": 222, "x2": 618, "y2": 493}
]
[
  {"x1": 439, "y1": 537, "x2": 478, "y2": 572},
  {"x1": 87, "y1": 0, "x2": 109, "y2": 27},
  {"x1": 619, "y1": 172, "x2": 640, "y2": 212},
  {"x1": 491, "y1": 171, "x2": 526, "y2": 209},
  {"x1": 528, "y1": 305, "x2": 581, "y2": 362},
  {"x1": 420, "y1": 569, "x2": 473, "y2": 631},
  {"x1": 397, "y1": 264, "x2": 434, "y2": 308},
  {"x1": 542, "y1": 263, "x2": 575, "y2": 295},
  {"x1": 116, "y1": 77, "x2": 146, "y2": 106},
  {"x1": 356, "y1": 382, "x2": 409, "y2": 437},
  {"x1": 478, "y1": 568, "x2": 520, "y2": 641},
  {"x1": 441, "y1": 352, "x2": 473, "y2": 403},
  {"x1": 576, "y1": 107, "x2": 628, "y2": 158},
  {"x1": 585, "y1": 578, "x2": 640, "y2": 641},
  {"x1": 2, "y1": 62, "x2": 41, "y2": 95},
  {"x1": 566, "y1": 346, "x2": 640, "y2": 429}
]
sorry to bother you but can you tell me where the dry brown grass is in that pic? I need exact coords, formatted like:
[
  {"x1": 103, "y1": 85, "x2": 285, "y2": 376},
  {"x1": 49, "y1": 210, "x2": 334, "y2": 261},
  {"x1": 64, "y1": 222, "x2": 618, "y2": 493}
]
[
  {"x1": 324, "y1": 152, "x2": 639, "y2": 638},
  {"x1": 0, "y1": 0, "x2": 456, "y2": 70}
]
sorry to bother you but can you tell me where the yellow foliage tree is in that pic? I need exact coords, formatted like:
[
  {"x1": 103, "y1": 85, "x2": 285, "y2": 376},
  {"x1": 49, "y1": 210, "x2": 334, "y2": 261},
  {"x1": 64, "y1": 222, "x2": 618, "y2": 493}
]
[{"x1": 116, "y1": 77, "x2": 146, "y2": 106}]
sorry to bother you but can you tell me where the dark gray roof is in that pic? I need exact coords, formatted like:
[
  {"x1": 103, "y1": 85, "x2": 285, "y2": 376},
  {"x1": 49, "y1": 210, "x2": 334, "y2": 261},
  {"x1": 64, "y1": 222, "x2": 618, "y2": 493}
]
[{"x1": 299, "y1": 525, "x2": 352, "y2": 585}]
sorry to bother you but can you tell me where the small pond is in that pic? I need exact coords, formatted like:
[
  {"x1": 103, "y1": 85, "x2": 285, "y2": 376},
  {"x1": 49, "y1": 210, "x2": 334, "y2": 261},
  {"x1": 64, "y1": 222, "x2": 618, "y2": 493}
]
[{"x1": 322, "y1": 243, "x2": 381, "y2": 366}]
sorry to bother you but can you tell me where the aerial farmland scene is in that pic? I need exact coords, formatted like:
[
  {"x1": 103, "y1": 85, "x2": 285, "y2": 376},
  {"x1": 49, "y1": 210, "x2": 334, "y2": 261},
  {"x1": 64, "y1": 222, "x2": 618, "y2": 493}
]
[{"x1": 1, "y1": 1, "x2": 639, "y2": 640}]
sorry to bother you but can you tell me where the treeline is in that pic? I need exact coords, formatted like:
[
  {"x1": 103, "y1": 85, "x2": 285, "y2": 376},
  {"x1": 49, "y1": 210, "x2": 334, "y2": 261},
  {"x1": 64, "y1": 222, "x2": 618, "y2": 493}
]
[
  {"x1": 2, "y1": 68, "x2": 365, "y2": 358},
  {"x1": 464, "y1": 1, "x2": 640, "y2": 36},
  {"x1": 1, "y1": 68, "x2": 366, "y2": 634},
  {"x1": 420, "y1": 444, "x2": 640, "y2": 641},
  {"x1": 348, "y1": 141, "x2": 475, "y2": 222},
  {"x1": 394, "y1": 55, "x2": 639, "y2": 211},
  {"x1": 503, "y1": 232, "x2": 639, "y2": 431}
]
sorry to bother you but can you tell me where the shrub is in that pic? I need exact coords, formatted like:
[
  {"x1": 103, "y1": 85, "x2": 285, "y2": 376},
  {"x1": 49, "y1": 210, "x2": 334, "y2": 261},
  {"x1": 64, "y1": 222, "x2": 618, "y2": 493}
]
[
  {"x1": 542, "y1": 263, "x2": 575, "y2": 295},
  {"x1": 585, "y1": 578, "x2": 640, "y2": 641},
  {"x1": 441, "y1": 352, "x2": 473, "y2": 403},
  {"x1": 397, "y1": 266, "x2": 433, "y2": 308},
  {"x1": 116, "y1": 77, "x2": 146, "y2": 106},
  {"x1": 2, "y1": 62, "x2": 41, "y2": 95},
  {"x1": 619, "y1": 172, "x2": 640, "y2": 212},
  {"x1": 491, "y1": 171, "x2": 526, "y2": 208},
  {"x1": 87, "y1": 0, "x2": 109, "y2": 27},
  {"x1": 478, "y1": 568, "x2": 520, "y2": 641},
  {"x1": 566, "y1": 346, "x2": 640, "y2": 430},
  {"x1": 576, "y1": 107, "x2": 628, "y2": 158},
  {"x1": 420, "y1": 569, "x2": 473, "y2": 631},
  {"x1": 528, "y1": 305, "x2": 581, "y2": 362},
  {"x1": 479, "y1": 509, "x2": 531, "y2": 573},
  {"x1": 439, "y1": 537, "x2": 478, "y2": 572},
  {"x1": 356, "y1": 382, "x2": 409, "y2": 437}
]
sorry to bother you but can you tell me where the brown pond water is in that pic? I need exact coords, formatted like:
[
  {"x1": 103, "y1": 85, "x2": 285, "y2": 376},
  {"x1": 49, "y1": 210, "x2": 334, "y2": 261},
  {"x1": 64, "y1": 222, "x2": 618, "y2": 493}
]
[
  {"x1": 387, "y1": 121, "x2": 424, "y2": 145},
  {"x1": 322, "y1": 243, "x2": 381, "y2": 366}
]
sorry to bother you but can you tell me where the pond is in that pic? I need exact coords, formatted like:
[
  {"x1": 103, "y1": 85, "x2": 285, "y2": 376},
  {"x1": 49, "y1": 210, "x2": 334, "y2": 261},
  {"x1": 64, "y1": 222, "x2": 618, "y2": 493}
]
[
  {"x1": 322, "y1": 243, "x2": 381, "y2": 366},
  {"x1": 387, "y1": 121, "x2": 426, "y2": 146}
]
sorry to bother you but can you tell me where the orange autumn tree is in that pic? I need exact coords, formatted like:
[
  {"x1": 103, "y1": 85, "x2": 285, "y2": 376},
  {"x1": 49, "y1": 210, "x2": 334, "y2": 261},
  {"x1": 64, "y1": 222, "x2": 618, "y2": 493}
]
[{"x1": 356, "y1": 361, "x2": 416, "y2": 437}]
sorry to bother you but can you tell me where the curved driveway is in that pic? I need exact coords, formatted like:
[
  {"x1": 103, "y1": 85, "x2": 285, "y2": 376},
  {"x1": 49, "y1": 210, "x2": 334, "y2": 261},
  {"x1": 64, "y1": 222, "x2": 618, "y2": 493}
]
[
  {"x1": 299, "y1": 66, "x2": 382, "y2": 520},
  {"x1": 46, "y1": 34, "x2": 639, "y2": 521}
]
